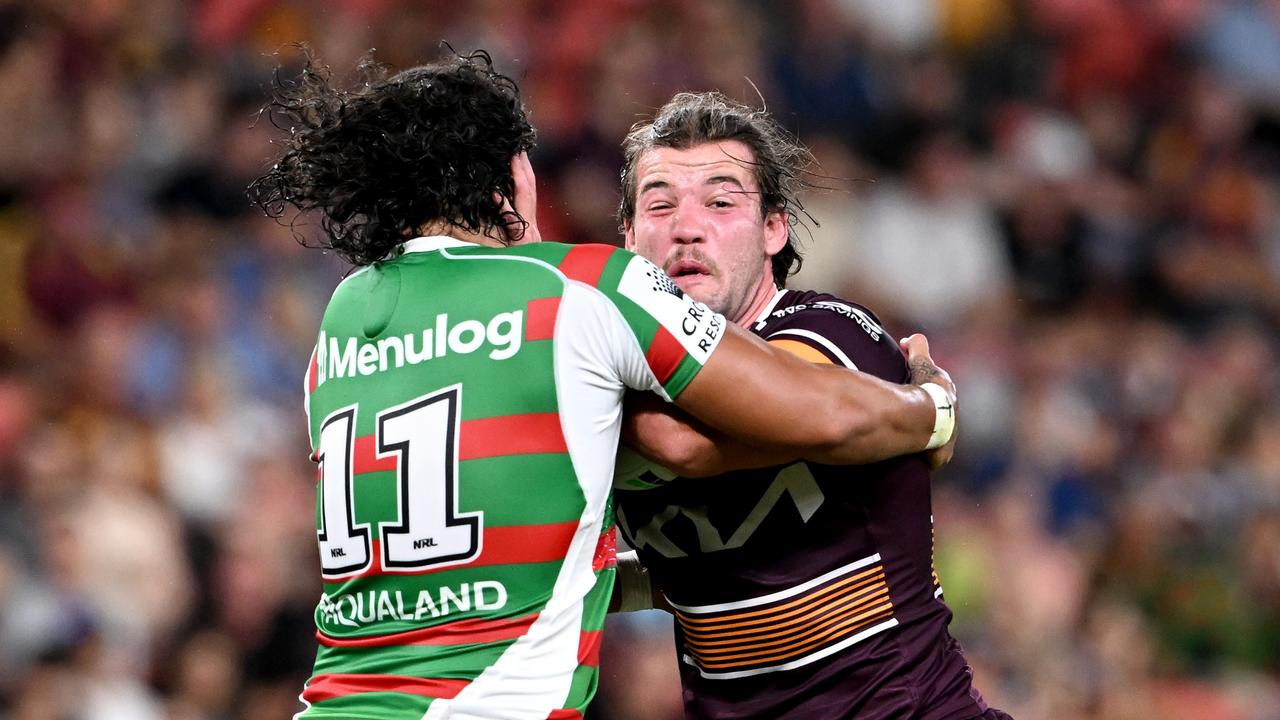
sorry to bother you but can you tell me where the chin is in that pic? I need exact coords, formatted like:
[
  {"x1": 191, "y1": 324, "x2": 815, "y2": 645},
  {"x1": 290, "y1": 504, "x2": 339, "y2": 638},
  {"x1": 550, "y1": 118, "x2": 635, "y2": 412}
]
[{"x1": 674, "y1": 275, "x2": 715, "y2": 301}]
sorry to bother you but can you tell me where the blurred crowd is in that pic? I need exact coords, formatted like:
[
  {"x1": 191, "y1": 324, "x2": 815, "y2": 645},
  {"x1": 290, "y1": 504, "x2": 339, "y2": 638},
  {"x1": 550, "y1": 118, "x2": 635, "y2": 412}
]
[{"x1": 1, "y1": 0, "x2": 1279, "y2": 718}]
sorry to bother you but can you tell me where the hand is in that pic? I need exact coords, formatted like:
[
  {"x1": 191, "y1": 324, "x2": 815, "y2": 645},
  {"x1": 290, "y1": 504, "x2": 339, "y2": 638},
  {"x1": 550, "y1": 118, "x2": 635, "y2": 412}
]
[
  {"x1": 501, "y1": 151, "x2": 541, "y2": 244},
  {"x1": 899, "y1": 333, "x2": 957, "y2": 470}
]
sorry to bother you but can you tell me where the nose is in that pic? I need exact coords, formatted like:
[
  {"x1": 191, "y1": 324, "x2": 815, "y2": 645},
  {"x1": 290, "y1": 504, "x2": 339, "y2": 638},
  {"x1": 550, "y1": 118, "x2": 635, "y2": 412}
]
[{"x1": 670, "y1": 201, "x2": 707, "y2": 246}]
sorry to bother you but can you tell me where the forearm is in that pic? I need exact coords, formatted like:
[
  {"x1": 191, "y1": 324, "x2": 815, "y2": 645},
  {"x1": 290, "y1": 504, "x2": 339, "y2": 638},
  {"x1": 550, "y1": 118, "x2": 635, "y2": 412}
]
[
  {"x1": 805, "y1": 365, "x2": 941, "y2": 464},
  {"x1": 623, "y1": 394, "x2": 799, "y2": 476},
  {"x1": 677, "y1": 329, "x2": 949, "y2": 464}
]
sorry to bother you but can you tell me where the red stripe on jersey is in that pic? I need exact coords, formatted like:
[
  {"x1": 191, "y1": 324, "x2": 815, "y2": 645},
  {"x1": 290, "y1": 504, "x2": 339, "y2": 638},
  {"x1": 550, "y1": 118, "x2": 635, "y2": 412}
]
[
  {"x1": 525, "y1": 297, "x2": 560, "y2": 341},
  {"x1": 317, "y1": 612, "x2": 539, "y2": 648},
  {"x1": 548, "y1": 710, "x2": 584, "y2": 720},
  {"x1": 307, "y1": 348, "x2": 319, "y2": 393},
  {"x1": 477, "y1": 522, "x2": 577, "y2": 567},
  {"x1": 645, "y1": 325, "x2": 687, "y2": 386},
  {"x1": 592, "y1": 527, "x2": 616, "y2": 572},
  {"x1": 353, "y1": 413, "x2": 567, "y2": 475},
  {"x1": 353, "y1": 435, "x2": 397, "y2": 475},
  {"x1": 578, "y1": 629, "x2": 603, "y2": 667},
  {"x1": 460, "y1": 413, "x2": 567, "y2": 460},
  {"x1": 558, "y1": 244, "x2": 614, "y2": 286},
  {"x1": 302, "y1": 673, "x2": 468, "y2": 703}
]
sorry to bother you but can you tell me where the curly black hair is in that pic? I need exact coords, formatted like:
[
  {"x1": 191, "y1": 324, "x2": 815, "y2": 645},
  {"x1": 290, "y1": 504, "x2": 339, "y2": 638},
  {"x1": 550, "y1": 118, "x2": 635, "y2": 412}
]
[
  {"x1": 248, "y1": 47, "x2": 536, "y2": 267},
  {"x1": 618, "y1": 92, "x2": 814, "y2": 288}
]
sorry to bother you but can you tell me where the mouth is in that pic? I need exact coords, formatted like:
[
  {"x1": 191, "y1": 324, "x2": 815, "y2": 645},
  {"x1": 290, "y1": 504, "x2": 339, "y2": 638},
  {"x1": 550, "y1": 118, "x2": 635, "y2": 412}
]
[{"x1": 666, "y1": 258, "x2": 712, "y2": 279}]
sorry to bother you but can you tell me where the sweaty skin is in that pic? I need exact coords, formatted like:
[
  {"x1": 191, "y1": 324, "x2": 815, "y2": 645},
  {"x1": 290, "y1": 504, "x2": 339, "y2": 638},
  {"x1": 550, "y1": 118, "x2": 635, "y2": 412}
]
[
  {"x1": 623, "y1": 141, "x2": 956, "y2": 471},
  {"x1": 626, "y1": 140, "x2": 787, "y2": 326}
]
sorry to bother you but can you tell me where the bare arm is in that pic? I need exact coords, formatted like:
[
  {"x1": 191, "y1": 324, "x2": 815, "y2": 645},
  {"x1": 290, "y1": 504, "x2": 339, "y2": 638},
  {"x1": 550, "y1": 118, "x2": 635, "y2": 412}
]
[
  {"x1": 664, "y1": 329, "x2": 955, "y2": 467},
  {"x1": 626, "y1": 333, "x2": 957, "y2": 475},
  {"x1": 623, "y1": 392, "x2": 791, "y2": 477}
]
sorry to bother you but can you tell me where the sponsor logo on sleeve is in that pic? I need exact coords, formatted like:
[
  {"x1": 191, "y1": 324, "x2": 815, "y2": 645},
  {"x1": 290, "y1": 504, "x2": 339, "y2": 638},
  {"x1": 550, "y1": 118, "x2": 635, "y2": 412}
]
[
  {"x1": 617, "y1": 256, "x2": 726, "y2": 363},
  {"x1": 645, "y1": 264, "x2": 685, "y2": 298}
]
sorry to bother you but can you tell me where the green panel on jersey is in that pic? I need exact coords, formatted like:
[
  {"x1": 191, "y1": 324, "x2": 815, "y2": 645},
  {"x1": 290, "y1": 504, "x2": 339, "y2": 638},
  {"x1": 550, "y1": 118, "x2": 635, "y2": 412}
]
[
  {"x1": 302, "y1": 691, "x2": 434, "y2": 719},
  {"x1": 313, "y1": 639, "x2": 511, "y2": 678},
  {"x1": 457, "y1": 454, "x2": 584, "y2": 524},
  {"x1": 345, "y1": 470, "x2": 397, "y2": 528},
  {"x1": 566, "y1": 664, "x2": 599, "y2": 713},
  {"x1": 580, "y1": 568, "x2": 613, "y2": 633}
]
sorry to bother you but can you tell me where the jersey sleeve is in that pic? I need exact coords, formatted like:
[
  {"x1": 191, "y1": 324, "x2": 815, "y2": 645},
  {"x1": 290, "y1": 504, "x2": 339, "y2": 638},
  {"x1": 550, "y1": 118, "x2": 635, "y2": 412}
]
[
  {"x1": 574, "y1": 247, "x2": 728, "y2": 400},
  {"x1": 759, "y1": 298, "x2": 908, "y2": 383}
]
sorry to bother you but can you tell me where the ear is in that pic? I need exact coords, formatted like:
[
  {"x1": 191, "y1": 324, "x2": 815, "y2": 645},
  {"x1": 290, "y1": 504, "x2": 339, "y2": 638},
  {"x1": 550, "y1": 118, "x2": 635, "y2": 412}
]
[
  {"x1": 763, "y1": 210, "x2": 788, "y2": 258},
  {"x1": 623, "y1": 221, "x2": 637, "y2": 252}
]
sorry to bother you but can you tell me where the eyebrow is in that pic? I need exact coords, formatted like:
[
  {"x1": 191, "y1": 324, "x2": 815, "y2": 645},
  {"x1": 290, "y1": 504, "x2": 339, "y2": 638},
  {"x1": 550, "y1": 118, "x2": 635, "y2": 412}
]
[
  {"x1": 638, "y1": 175, "x2": 748, "y2": 196},
  {"x1": 706, "y1": 175, "x2": 747, "y2": 191},
  {"x1": 639, "y1": 179, "x2": 670, "y2": 196}
]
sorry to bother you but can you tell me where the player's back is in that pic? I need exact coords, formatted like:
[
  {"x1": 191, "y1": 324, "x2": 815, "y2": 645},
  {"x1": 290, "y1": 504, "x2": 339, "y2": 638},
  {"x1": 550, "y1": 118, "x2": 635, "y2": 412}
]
[
  {"x1": 301, "y1": 236, "x2": 599, "y2": 719},
  {"x1": 299, "y1": 235, "x2": 729, "y2": 719},
  {"x1": 300, "y1": 237, "x2": 671, "y2": 719}
]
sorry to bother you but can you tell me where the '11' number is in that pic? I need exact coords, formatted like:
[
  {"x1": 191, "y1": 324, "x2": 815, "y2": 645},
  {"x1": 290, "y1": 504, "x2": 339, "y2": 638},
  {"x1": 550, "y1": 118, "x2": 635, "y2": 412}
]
[{"x1": 316, "y1": 385, "x2": 482, "y2": 579}]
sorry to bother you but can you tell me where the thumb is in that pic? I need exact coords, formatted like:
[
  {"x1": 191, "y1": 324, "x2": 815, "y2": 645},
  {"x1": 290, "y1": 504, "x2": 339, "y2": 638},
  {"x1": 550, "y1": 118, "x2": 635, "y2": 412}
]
[{"x1": 899, "y1": 333, "x2": 932, "y2": 363}]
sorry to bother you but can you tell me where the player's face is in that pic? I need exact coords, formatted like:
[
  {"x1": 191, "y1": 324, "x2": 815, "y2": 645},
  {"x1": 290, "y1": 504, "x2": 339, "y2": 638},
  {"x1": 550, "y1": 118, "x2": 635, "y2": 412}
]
[{"x1": 625, "y1": 140, "x2": 787, "y2": 324}]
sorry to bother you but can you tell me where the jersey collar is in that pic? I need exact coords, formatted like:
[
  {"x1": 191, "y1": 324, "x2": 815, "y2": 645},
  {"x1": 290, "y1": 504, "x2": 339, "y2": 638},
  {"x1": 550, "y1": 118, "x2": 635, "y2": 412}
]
[
  {"x1": 401, "y1": 235, "x2": 475, "y2": 255},
  {"x1": 751, "y1": 287, "x2": 789, "y2": 330}
]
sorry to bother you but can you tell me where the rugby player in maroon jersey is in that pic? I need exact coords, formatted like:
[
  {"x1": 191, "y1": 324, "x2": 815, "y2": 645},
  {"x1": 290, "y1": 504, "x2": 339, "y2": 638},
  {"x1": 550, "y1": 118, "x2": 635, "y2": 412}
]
[{"x1": 613, "y1": 92, "x2": 1012, "y2": 720}]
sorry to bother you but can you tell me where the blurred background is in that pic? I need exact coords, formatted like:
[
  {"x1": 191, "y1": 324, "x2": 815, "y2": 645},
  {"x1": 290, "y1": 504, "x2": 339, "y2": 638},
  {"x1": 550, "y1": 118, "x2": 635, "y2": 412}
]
[{"x1": 1, "y1": 0, "x2": 1279, "y2": 718}]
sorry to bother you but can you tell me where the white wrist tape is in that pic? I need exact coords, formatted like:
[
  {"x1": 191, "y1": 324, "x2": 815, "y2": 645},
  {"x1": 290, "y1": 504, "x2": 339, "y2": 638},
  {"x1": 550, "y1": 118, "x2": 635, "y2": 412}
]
[
  {"x1": 920, "y1": 382, "x2": 956, "y2": 451},
  {"x1": 615, "y1": 550, "x2": 654, "y2": 612}
]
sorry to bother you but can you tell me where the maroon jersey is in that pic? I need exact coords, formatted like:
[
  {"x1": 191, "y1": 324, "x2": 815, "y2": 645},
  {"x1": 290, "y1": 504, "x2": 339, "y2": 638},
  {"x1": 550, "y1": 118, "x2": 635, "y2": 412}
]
[{"x1": 615, "y1": 289, "x2": 988, "y2": 720}]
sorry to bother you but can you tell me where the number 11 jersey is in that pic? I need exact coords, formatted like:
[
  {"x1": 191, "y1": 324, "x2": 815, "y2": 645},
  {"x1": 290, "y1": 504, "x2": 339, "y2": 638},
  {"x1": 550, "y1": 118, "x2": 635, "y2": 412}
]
[{"x1": 298, "y1": 236, "x2": 727, "y2": 720}]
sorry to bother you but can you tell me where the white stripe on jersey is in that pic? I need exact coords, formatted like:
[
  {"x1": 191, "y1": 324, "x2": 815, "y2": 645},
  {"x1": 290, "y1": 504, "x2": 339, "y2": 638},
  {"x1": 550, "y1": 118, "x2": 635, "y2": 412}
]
[
  {"x1": 668, "y1": 554, "x2": 882, "y2": 614},
  {"x1": 684, "y1": 617, "x2": 900, "y2": 680}
]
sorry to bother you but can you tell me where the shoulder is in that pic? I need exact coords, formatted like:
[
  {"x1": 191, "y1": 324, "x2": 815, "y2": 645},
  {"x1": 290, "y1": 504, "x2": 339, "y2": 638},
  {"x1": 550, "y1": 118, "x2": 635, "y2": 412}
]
[
  {"x1": 754, "y1": 289, "x2": 907, "y2": 382},
  {"x1": 474, "y1": 243, "x2": 640, "y2": 285}
]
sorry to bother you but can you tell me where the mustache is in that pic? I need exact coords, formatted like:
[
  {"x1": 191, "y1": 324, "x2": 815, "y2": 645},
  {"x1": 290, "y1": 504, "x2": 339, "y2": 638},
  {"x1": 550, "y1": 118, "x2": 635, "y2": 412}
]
[{"x1": 663, "y1": 249, "x2": 717, "y2": 275}]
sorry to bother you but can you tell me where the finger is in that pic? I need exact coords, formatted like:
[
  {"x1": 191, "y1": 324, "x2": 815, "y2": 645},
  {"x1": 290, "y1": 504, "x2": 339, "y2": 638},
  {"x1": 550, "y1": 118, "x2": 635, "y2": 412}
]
[
  {"x1": 899, "y1": 333, "x2": 931, "y2": 361},
  {"x1": 508, "y1": 152, "x2": 541, "y2": 244},
  {"x1": 512, "y1": 152, "x2": 535, "y2": 193}
]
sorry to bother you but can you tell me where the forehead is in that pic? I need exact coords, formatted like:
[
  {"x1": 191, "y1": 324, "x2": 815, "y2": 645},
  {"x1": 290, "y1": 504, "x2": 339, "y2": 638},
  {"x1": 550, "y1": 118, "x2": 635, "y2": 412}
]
[{"x1": 633, "y1": 140, "x2": 760, "y2": 192}]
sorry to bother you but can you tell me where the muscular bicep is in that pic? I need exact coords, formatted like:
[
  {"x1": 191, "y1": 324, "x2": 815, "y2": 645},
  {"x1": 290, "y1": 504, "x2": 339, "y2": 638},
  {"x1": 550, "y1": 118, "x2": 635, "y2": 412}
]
[
  {"x1": 672, "y1": 324, "x2": 935, "y2": 465},
  {"x1": 622, "y1": 391, "x2": 797, "y2": 477},
  {"x1": 623, "y1": 338, "x2": 841, "y2": 475}
]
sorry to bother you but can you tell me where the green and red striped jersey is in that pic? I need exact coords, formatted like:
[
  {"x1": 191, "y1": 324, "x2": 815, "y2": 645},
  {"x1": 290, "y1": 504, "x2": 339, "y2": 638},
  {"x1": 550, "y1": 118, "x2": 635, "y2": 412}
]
[{"x1": 297, "y1": 236, "x2": 727, "y2": 720}]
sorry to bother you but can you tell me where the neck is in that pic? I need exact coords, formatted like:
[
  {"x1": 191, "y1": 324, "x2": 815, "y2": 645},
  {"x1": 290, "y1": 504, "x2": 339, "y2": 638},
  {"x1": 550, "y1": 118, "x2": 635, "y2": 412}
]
[
  {"x1": 417, "y1": 222, "x2": 508, "y2": 248},
  {"x1": 732, "y1": 280, "x2": 781, "y2": 329}
]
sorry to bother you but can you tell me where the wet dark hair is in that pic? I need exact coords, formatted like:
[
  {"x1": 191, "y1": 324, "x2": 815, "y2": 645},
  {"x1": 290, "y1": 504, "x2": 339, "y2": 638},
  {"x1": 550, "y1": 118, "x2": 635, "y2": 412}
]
[
  {"x1": 618, "y1": 92, "x2": 813, "y2": 287},
  {"x1": 248, "y1": 47, "x2": 536, "y2": 266}
]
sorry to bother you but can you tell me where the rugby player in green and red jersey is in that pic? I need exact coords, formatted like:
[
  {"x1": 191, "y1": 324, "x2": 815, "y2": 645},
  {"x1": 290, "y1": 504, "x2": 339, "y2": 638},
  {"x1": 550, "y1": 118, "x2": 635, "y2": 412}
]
[
  {"x1": 614, "y1": 93, "x2": 1008, "y2": 720},
  {"x1": 248, "y1": 50, "x2": 957, "y2": 720}
]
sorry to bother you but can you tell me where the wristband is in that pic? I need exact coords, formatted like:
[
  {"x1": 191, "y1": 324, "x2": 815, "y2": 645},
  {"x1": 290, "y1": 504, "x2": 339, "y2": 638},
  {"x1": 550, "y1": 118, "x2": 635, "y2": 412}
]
[
  {"x1": 919, "y1": 382, "x2": 955, "y2": 451},
  {"x1": 615, "y1": 550, "x2": 654, "y2": 612}
]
